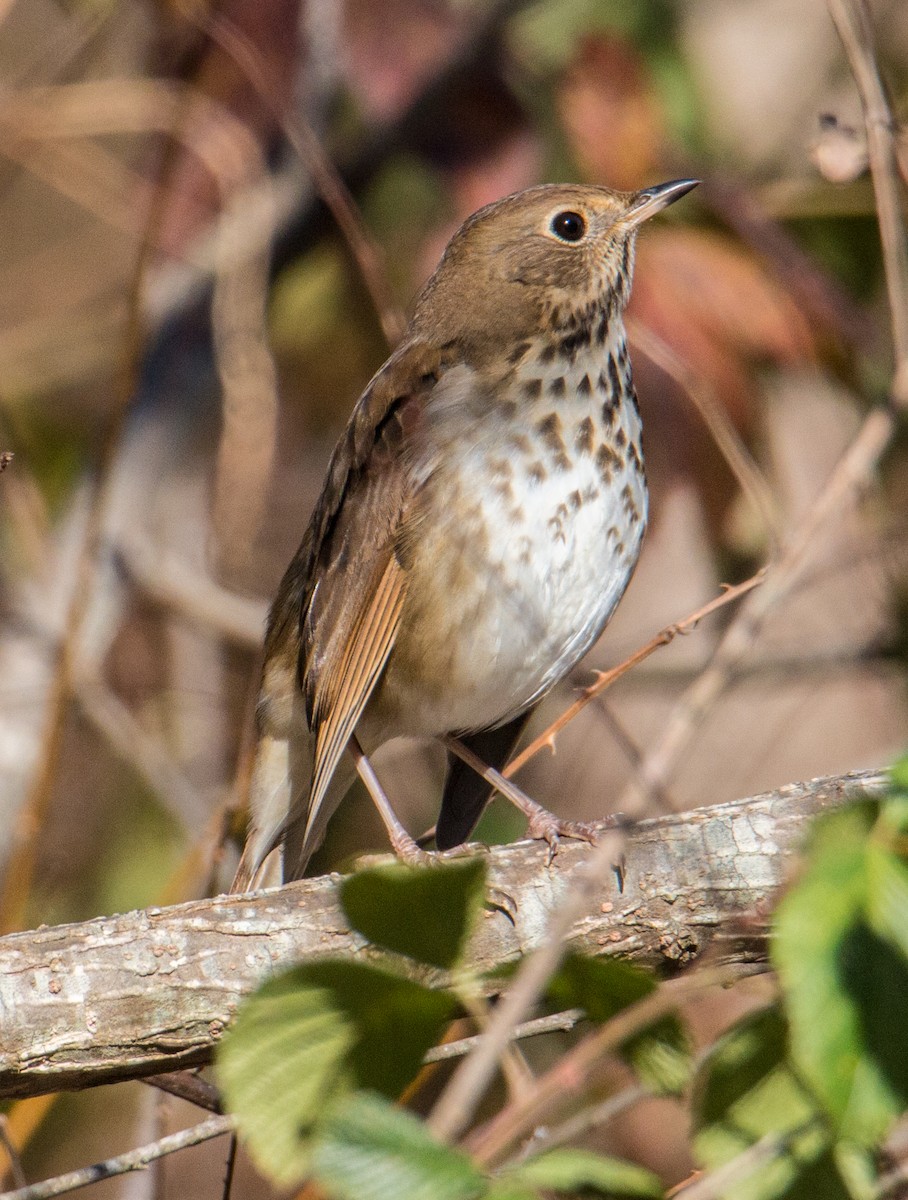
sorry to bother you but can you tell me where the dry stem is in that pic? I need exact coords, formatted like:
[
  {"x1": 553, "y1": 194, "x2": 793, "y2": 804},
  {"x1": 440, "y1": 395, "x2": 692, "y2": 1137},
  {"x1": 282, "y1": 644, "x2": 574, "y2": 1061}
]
[
  {"x1": 196, "y1": 10, "x2": 408, "y2": 348},
  {"x1": 0, "y1": 770, "x2": 879, "y2": 1101},
  {"x1": 466, "y1": 964, "x2": 765, "y2": 1169},
  {"x1": 0, "y1": 1116, "x2": 233, "y2": 1200},
  {"x1": 609, "y1": 0, "x2": 908, "y2": 815},
  {"x1": 506, "y1": 570, "x2": 765, "y2": 777},
  {"x1": 626, "y1": 318, "x2": 782, "y2": 548},
  {"x1": 0, "y1": 78, "x2": 278, "y2": 931}
]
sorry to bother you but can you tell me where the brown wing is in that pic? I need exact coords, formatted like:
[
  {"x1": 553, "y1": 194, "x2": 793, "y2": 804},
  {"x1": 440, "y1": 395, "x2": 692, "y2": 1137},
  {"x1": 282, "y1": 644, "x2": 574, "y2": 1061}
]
[{"x1": 262, "y1": 338, "x2": 444, "y2": 849}]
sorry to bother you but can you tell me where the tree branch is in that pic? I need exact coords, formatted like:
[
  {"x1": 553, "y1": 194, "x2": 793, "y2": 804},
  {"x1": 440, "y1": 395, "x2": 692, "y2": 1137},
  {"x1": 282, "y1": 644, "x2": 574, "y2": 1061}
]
[{"x1": 0, "y1": 768, "x2": 885, "y2": 1100}]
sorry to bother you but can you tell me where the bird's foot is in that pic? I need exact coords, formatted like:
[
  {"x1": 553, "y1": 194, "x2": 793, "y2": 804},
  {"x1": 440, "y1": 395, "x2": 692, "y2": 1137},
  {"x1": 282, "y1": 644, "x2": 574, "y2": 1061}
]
[
  {"x1": 525, "y1": 809, "x2": 600, "y2": 864},
  {"x1": 390, "y1": 833, "x2": 487, "y2": 868},
  {"x1": 388, "y1": 829, "x2": 437, "y2": 867}
]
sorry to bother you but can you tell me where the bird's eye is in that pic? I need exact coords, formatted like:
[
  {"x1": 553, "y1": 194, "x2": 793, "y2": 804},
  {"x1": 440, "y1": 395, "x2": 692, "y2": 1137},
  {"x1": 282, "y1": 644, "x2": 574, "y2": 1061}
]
[{"x1": 550, "y1": 210, "x2": 587, "y2": 242}]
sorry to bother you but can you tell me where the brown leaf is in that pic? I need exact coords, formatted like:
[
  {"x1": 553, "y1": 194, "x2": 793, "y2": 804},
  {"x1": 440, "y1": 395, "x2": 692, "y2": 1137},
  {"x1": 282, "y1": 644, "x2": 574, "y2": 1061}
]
[
  {"x1": 632, "y1": 227, "x2": 818, "y2": 427},
  {"x1": 557, "y1": 35, "x2": 666, "y2": 190}
]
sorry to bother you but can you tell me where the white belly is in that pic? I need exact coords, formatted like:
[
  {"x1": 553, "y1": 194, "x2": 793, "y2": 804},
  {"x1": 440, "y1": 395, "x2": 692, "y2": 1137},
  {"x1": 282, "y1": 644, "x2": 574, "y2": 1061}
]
[{"x1": 380, "y1": 351, "x2": 647, "y2": 737}]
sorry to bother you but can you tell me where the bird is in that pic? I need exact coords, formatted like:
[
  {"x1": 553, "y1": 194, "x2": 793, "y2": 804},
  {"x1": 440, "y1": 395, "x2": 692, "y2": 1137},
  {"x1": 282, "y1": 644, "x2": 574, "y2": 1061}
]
[{"x1": 233, "y1": 177, "x2": 698, "y2": 889}]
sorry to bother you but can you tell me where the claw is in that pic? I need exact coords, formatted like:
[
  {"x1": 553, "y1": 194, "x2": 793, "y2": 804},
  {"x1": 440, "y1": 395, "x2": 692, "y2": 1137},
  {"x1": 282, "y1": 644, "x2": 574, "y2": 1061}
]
[{"x1": 486, "y1": 886, "x2": 518, "y2": 923}]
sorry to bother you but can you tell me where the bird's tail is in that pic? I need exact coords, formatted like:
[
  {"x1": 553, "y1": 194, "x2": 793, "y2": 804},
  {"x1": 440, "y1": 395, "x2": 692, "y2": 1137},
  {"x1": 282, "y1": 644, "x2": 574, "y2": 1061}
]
[
  {"x1": 231, "y1": 718, "x2": 358, "y2": 890},
  {"x1": 230, "y1": 730, "x2": 294, "y2": 892}
]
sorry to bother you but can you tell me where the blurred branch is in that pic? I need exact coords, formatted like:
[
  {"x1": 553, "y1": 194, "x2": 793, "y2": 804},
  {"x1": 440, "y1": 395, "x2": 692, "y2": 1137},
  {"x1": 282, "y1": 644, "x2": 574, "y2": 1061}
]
[
  {"x1": 669, "y1": 1130, "x2": 804, "y2": 1200},
  {"x1": 506, "y1": 570, "x2": 765, "y2": 778},
  {"x1": 0, "y1": 1116, "x2": 26, "y2": 1190},
  {"x1": 512, "y1": 1081, "x2": 649, "y2": 1162},
  {"x1": 0, "y1": 769, "x2": 883, "y2": 1101},
  {"x1": 827, "y1": 0, "x2": 908, "y2": 404},
  {"x1": 0, "y1": 78, "x2": 278, "y2": 930},
  {"x1": 73, "y1": 675, "x2": 206, "y2": 834},
  {"x1": 466, "y1": 963, "x2": 764, "y2": 1170},
  {"x1": 613, "y1": 0, "x2": 908, "y2": 817},
  {"x1": 703, "y1": 174, "x2": 875, "y2": 352},
  {"x1": 195, "y1": 10, "x2": 408, "y2": 347},
  {"x1": 0, "y1": 1115, "x2": 233, "y2": 1200},
  {"x1": 627, "y1": 319, "x2": 782, "y2": 548},
  {"x1": 116, "y1": 527, "x2": 266, "y2": 647}
]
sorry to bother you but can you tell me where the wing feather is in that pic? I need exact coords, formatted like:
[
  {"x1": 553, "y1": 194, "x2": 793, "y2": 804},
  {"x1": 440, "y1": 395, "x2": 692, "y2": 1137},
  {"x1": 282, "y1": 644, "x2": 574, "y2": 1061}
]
[
  {"x1": 305, "y1": 553, "x2": 406, "y2": 840},
  {"x1": 250, "y1": 338, "x2": 446, "y2": 875}
]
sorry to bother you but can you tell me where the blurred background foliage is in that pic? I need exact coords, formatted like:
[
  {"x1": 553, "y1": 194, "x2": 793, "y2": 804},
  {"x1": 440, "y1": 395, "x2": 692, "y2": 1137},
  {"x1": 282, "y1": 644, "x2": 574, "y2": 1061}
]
[{"x1": 0, "y1": 0, "x2": 906, "y2": 1193}]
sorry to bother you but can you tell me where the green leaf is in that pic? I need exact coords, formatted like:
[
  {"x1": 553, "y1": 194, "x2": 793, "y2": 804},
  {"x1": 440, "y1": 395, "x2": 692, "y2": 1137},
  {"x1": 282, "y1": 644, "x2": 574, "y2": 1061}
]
[
  {"x1": 313, "y1": 1091, "x2": 485, "y2": 1200},
  {"x1": 217, "y1": 978, "x2": 355, "y2": 1185},
  {"x1": 887, "y1": 753, "x2": 908, "y2": 795},
  {"x1": 865, "y1": 820, "x2": 908, "y2": 961},
  {"x1": 484, "y1": 1185, "x2": 539, "y2": 1200},
  {"x1": 547, "y1": 954, "x2": 691, "y2": 1093},
  {"x1": 773, "y1": 803, "x2": 908, "y2": 1144},
  {"x1": 548, "y1": 954, "x2": 654, "y2": 1021},
  {"x1": 499, "y1": 1148, "x2": 663, "y2": 1197},
  {"x1": 691, "y1": 1006, "x2": 833, "y2": 1200},
  {"x1": 217, "y1": 961, "x2": 458, "y2": 1186},
  {"x1": 692, "y1": 1006, "x2": 790, "y2": 1128},
  {"x1": 773, "y1": 1149, "x2": 855, "y2": 1200},
  {"x1": 341, "y1": 858, "x2": 487, "y2": 970},
  {"x1": 298, "y1": 960, "x2": 459, "y2": 1098}
]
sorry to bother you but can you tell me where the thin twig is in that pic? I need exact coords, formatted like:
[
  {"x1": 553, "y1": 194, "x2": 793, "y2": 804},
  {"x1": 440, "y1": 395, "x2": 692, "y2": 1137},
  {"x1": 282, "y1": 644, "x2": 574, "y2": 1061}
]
[
  {"x1": 626, "y1": 318, "x2": 782, "y2": 549},
  {"x1": 426, "y1": 811, "x2": 630, "y2": 1144},
  {"x1": 0, "y1": 1117, "x2": 26, "y2": 1190},
  {"x1": 465, "y1": 964, "x2": 765, "y2": 1168},
  {"x1": 614, "y1": 0, "x2": 908, "y2": 815},
  {"x1": 669, "y1": 1125, "x2": 817, "y2": 1200},
  {"x1": 505, "y1": 1083, "x2": 649, "y2": 1164},
  {"x1": 617, "y1": 407, "x2": 893, "y2": 814},
  {"x1": 424, "y1": 1009, "x2": 586, "y2": 1063},
  {"x1": 457, "y1": 988, "x2": 536, "y2": 1105},
  {"x1": 220, "y1": 1134, "x2": 238, "y2": 1200},
  {"x1": 827, "y1": 0, "x2": 908, "y2": 398},
  {"x1": 196, "y1": 10, "x2": 408, "y2": 347},
  {"x1": 0, "y1": 1116, "x2": 233, "y2": 1200},
  {"x1": 506, "y1": 571, "x2": 765, "y2": 777}
]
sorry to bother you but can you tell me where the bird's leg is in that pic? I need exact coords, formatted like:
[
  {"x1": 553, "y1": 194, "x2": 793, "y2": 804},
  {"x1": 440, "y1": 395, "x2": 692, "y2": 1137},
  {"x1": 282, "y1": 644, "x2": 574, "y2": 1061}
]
[
  {"x1": 444, "y1": 735, "x2": 609, "y2": 862},
  {"x1": 348, "y1": 733, "x2": 431, "y2": 865}
]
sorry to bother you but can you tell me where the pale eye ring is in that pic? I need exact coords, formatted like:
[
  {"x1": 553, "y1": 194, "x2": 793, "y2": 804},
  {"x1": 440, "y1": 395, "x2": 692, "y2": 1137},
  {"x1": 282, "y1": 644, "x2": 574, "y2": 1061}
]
[{"x1": 550, "y1": 210, "x2": 587, "y2": 242}]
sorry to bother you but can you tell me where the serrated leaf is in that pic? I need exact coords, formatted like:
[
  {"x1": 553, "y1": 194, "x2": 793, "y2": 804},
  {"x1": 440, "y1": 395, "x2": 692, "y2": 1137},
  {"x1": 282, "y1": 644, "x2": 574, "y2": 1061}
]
[
  {"x1": 547, "y1": 954, "x2": 691, "y2": 1093},
  {"x1": 297, "y1": 960, "x2": 459, "y2": 1098},
  {"x1": 217, "y1": 961, "x2": 458, "y2": 1187},
  {"x1": 313, "y1": 1091, "x2": 485, "y2": 1200},
  {"x1": 217, "y1": 979, "x2": 355, "y2": 1185},
  {"x1": 341, "y1": 858, "x2": 487, "y2": 969},
  {"x1": 691, "y1": 1007, "x2": 831, "y2": 1200},
  {"x1": 773, "y1": 803, "x2": 908, "y2": 1144},
  {"x1": 500, "y1": 1148, "x2": 663, "y2": 1197}
]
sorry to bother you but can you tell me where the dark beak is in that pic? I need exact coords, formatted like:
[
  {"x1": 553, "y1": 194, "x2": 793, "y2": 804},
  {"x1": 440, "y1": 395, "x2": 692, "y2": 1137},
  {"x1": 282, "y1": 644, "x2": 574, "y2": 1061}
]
[{"x1": 624, "y1": 178, "x2": 699, "y2": 228}]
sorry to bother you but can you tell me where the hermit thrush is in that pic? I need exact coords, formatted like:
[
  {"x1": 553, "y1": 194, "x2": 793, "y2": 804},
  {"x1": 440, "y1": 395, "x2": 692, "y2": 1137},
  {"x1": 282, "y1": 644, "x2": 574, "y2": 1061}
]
[{"x1": 235, "y1": 178, "x2": 698, "y2": 888}]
